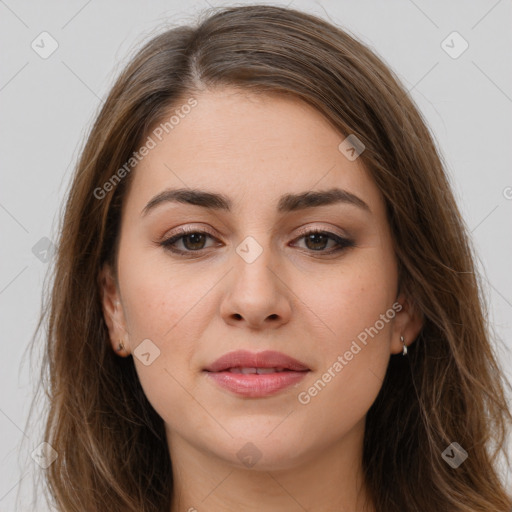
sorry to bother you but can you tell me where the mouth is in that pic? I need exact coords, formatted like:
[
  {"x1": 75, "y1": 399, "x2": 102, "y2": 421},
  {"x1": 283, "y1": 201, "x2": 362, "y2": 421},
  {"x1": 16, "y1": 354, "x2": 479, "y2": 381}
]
[
  {"x1": 203, "y1": 349, "x2": 310, "y2": 373},
  {"x1": 222, "y1": 367, "x2": 302, "y2": 374},
  {"x1": 203, "y1": 350, "x2": 310, "y2": 398}
]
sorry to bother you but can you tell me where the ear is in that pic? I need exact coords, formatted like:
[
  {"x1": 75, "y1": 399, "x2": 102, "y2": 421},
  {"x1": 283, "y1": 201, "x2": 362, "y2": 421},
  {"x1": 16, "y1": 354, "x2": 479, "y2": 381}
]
[
  {"x1": 390, "y1": 291, "x2": 424, "y2": 355},
  {"x1": 99, "y1": 263, "x2": 130, "y2": 356}
]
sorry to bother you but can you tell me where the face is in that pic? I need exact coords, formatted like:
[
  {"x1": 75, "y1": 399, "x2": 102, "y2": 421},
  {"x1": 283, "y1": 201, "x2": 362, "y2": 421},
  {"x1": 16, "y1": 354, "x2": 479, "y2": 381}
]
[{"x1": 101, "y1": 87, "x2": 421, "y2": 471}]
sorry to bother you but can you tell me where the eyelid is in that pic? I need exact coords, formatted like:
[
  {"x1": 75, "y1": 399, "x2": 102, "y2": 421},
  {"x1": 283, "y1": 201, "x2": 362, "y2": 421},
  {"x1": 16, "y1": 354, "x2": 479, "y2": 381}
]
[
  {"x1": 161, "y1": 223, "x2": 349, "y2": 244},
  {"x1": 161, "y1": 224, "x2": 218, "y2": 240},
  {"x1": 293, "y1": 223, "x2": 350, "y2": 240}
]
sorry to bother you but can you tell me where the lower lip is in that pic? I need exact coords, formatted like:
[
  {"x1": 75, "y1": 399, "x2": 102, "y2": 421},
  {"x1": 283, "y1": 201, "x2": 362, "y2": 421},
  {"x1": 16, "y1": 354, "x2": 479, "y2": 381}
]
[{"x1": 204, "y1": 370, "x2": 309, "y2": 398}]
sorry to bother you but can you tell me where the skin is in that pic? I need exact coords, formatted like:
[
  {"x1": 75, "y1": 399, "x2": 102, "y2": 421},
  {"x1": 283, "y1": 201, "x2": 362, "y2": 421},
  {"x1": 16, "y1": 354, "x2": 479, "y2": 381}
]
[{"x1": 100, "y1": 87, "x2": 423, "y2": 512}]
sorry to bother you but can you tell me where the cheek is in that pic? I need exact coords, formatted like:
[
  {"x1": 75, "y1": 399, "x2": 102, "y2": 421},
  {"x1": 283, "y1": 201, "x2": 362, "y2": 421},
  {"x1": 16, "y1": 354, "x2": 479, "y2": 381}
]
[
  {"x1": 117, "y1": 241, "x2": 212, "y2": 341},
  {"x1": 293, "y1": 291, "x2": 394, "y2": 450},
  {"x1": 293, "y1": 249, "x2": 396, "y2": 412},
  {"x1": 300, "y1": 251, "x2": 397, "y2": 352},
  {"x1": 303, "y1": 286, "x2": 393, "y2": 397},
  {"x1": 116, "y1": 245, "x2": 206, "y2": 397}
]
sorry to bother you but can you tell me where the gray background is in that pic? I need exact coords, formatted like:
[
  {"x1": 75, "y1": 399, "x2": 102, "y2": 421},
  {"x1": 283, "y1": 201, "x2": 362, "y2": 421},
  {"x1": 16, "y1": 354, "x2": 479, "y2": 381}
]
[{"x1": 1, "y1": 0, "x2": 511, "y2": 509}]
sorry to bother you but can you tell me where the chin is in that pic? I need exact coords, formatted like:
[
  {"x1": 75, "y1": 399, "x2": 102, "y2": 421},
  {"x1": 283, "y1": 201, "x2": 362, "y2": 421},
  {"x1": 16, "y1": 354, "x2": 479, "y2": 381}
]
[{"x1": 212, "y1": 433, "x2": 313, "y2": 472}]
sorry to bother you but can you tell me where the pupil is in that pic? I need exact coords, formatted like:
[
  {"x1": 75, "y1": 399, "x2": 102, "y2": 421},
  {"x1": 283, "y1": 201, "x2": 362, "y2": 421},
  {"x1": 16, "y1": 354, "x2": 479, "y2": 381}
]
[
  {"x1": 184, "y1": 233, "x2": 205, "y2": 250},
  {"x1": 306, "y1": 233, "x2": 327, "y2": 250}
]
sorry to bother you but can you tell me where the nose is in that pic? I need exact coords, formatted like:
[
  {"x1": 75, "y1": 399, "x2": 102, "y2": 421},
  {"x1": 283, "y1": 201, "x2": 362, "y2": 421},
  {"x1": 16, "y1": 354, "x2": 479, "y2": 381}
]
[{"x1": 220, "y1": 240, "x2": 292, "y2": 330}]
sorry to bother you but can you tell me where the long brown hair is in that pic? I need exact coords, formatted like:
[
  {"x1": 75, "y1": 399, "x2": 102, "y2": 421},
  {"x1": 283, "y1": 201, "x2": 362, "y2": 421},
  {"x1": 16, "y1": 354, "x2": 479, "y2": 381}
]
[{"x1": 26, "y1": 5, "x2": 511, "y2": 511}]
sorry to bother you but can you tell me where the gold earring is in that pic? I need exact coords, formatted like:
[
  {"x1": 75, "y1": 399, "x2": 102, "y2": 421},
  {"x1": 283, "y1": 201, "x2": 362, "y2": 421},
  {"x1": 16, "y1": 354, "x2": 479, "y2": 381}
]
[{"x1": 401, "y1": 335, "x2": 407, "y2": 356}]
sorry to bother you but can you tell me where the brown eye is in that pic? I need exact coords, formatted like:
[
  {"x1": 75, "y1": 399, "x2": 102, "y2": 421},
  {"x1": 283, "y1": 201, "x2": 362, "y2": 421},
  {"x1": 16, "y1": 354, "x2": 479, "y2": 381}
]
[
  {"x1": 180, "y1": 233, "x2": 208, "y2": 251},
  {"x1": 159, "y1": 228, "x2": 354, "y2": 257},
  {"x1": 160, "y1": 229, "x2": 218, "y2": 255},
  {"x1": 292, "y1": 230, "x2": 355, "y2": 254},
  {"x1": 303, "y1": 232, "x2": 331, "y2": 251}
]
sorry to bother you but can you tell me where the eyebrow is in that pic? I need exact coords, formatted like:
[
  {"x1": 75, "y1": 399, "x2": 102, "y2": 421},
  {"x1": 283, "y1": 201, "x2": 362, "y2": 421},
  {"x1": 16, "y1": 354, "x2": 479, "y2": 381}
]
[{"x1": 141, "y1": 187, "x2": 371, "y2": 216}]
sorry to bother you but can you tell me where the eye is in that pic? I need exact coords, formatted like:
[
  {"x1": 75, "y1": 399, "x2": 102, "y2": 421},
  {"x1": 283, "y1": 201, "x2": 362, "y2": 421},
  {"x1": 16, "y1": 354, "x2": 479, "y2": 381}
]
[
  {"x1": 291, "y1": 228, "x2": 355, "y2": 254},
  {"x1": 158, "y1": 227, "x2": 355, "y2": 256},
  {"x1": 159, "y1": 227, "x2": 219, "y2": 255}
]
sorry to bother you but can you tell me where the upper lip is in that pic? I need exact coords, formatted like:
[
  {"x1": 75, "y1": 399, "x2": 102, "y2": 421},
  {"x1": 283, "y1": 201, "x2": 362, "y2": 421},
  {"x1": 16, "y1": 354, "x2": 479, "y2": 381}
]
[{"x1": 203, "y1": 350, "x2": 310, "y2": 372}]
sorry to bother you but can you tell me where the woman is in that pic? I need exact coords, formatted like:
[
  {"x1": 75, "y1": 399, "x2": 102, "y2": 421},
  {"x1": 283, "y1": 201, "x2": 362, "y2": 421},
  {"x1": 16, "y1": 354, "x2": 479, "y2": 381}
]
[{"x1": 31, "y1": 4, "x2": 511, "y2": 511}]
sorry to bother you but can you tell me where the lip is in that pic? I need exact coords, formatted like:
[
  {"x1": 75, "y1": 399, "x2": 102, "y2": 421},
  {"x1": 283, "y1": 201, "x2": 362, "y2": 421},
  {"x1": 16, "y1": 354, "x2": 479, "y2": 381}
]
[
  {"x1": 203, "y1": 350, "x2": 310, "y2": 398},
  {"x1": 203, "y1": 350, "x2": 310, "y2": 372}
]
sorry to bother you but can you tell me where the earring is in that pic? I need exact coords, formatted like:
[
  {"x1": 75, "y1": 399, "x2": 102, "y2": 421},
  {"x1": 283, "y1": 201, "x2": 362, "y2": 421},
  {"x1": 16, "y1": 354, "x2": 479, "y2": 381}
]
[
  {"x1": 116, "y1": 340, "x2": 124, "y2": 352},
  {"x1": 401, "y1": 335, "x2": 407, "y2": 356}
]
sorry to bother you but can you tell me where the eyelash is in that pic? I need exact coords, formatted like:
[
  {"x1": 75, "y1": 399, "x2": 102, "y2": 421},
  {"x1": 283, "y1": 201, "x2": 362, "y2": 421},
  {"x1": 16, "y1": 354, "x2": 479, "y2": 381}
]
[{"x1": 158, "y1": 227, "x2": 355, "y2": 257}]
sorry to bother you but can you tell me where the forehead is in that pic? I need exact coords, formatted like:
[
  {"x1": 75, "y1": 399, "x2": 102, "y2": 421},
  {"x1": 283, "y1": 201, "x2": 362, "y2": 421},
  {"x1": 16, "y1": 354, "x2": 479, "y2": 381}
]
[{"x1": 125, "y1": 88, "x2": 384, "y2": 217}]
